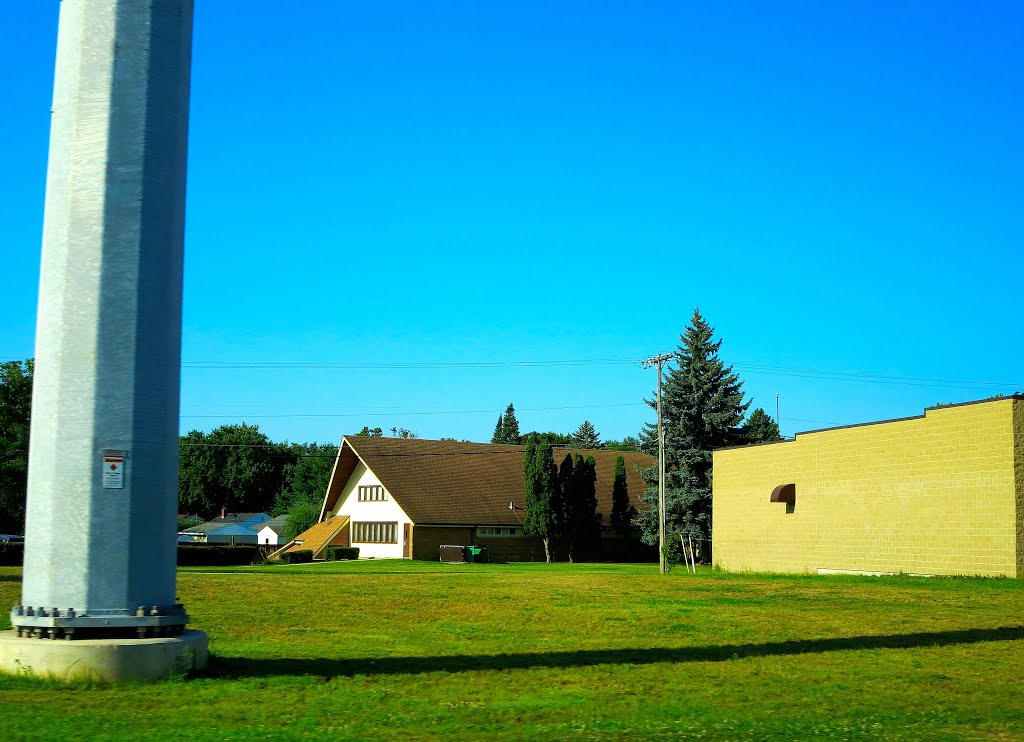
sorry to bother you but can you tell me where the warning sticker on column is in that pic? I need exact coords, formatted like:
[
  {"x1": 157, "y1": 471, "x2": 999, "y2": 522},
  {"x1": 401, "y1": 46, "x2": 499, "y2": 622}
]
[{"x1": 103, "y1": 455, "x2": 125, "y2": 489}]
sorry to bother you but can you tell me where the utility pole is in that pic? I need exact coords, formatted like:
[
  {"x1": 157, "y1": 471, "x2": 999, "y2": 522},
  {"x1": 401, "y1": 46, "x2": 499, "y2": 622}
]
[
  {"x1": 776, "y1": 393, "x2": 780, "y2": 432},
  {"x1": 641, "y1": 352, "x2": 674, "y2": 575}
]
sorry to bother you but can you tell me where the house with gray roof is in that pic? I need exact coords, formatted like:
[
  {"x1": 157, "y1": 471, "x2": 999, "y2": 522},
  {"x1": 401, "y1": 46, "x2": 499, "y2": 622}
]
[{"x1": 256, "y1": 515, "x2": 289, "y2": 546}]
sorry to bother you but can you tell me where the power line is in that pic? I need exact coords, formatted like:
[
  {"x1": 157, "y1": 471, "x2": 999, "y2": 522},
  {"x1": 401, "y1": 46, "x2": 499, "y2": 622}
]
[
  {"x1": 9, "y1": 353, "x2": 1022, "y2": 390},
  {"x1": 179, "y1": 402, "x2": 646, "y2": 419},
  {"x1": 181, "y1": 358, "x2": 638, "y2": 370},
  {"x1": 178, "y1": 356, "x2": 1023, "y2": 390}
]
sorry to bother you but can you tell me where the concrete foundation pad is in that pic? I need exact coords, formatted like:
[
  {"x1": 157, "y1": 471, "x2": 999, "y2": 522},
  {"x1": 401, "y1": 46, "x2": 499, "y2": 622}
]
[{"x1": 0, "y1": 629, "x2": 208, "y2": 681}]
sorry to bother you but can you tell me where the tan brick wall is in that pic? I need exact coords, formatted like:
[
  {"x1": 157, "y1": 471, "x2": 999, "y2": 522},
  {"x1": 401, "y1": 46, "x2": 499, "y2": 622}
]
[
  {"x1": 712, "y1": 398, "x2": 1021, "y2": 577},
  {"x1": 1014, "y1": 400, "x2": 1024, "y2": 575}
]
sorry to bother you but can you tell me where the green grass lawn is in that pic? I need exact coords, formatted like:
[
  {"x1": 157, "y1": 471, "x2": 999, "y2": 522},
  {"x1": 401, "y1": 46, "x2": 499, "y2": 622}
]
[{"x1": 2, "y1": 560, "x2": 1023, "y2": 740}]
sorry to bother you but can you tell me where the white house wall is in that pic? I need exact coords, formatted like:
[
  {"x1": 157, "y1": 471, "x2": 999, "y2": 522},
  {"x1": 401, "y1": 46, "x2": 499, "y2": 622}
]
[
  {"x1": 331, "y1": 462, "x2": 411, "y2": 559},
  {"x1": 257, "y1": 526, "x2": 280, "y2": 545}
]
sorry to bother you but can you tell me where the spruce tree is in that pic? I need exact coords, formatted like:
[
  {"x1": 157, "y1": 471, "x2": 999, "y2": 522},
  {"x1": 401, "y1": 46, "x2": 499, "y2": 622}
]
[
  {"x1": 490, "y1": 414, "x2": 505, "y2": 444},
  {"x1": 610, "y1": 455, "x2": 636, "y2": 537},
  {"x1": 570, "y1": 420, "x2": 602, "y2": 449},
  {"x1": 637, "y1": 309, "x2": 750, "y2": 560},
  {"x1": 742, "y1": 408, "x2": 781, "y2": 443},
  {"x1": 501, "y1": 403, "x2": 521, "y2": 444}
]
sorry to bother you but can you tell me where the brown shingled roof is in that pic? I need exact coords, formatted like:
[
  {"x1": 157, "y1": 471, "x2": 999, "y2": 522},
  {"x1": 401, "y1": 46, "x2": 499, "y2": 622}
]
[{"x1": 321, "y1": 437, "x2": 655, "y2": 526}]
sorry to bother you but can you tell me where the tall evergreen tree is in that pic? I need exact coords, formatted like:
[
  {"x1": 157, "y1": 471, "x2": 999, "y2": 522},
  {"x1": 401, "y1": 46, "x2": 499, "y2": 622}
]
[
  {"x1": 491, "y1": 404, "x2": 521, "y2": 444},
  {"x1": 610, "y1": 455, "x2": 636, "y2": 537},
  {"x1": 557, "y1": 453, "x2": 575, "y2": 560},
  {"x1": 490, "y1": 414, "x2": 505, "y2": 444},
  {"x1": 559, "y1": 452, "x2": 600, "y2": 562},
  {"x1": 742, "y1": 408, "x2": 782, "y2": 443},
  {"x1": 570, "y1": 420, "x2": 602, "y2": 449},
  {"x1": 501, "y1": 403, "x2": 521, "y2": 444},
  {"x1": 578, "y1": 454, "x2": 599, "y2": 560},
  {"x1": 522, "y1": 436, "x2": 561, "y2": 562},
  {"x1": 637, "y1": 309, "x2": 750, "y2": 560}
]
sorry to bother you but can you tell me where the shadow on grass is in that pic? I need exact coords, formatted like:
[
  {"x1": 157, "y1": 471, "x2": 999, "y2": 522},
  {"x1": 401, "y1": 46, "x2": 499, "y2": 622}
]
[
  {"x1": 208, "y1": 625, "x2": 1024, "y2": 679},
  {"x1": 0, "y1": 575, "x2": 21, "y2": 583}
]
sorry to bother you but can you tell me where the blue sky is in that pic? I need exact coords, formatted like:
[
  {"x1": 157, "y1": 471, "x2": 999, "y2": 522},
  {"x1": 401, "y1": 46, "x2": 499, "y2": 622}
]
[{"x1": 2, "y1": 1, "x2": 1021, "y2": 445}]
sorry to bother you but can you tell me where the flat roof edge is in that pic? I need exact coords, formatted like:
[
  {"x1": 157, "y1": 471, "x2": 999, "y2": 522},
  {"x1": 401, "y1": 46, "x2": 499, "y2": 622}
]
[{"x1": 715, "y1": 394, "x2": 1022, "y2": 453}]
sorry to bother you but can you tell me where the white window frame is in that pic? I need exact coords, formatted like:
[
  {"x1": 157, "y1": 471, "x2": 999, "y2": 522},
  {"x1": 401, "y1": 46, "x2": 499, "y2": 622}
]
[
  {"x1": 476, "y1": 526, "x2": 522, "y2": 537},
  {"x1": 352, "y1": 521, "x2": 397, "y2": 544},
  {"x1": 357, "y1": 485, "x2": 387, "y2": 502}
]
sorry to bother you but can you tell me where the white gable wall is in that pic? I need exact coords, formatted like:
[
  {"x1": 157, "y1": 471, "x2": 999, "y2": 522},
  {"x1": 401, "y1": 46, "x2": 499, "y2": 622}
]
[
  {"x1": 257, "y1": 525, "x2": 283, "y2": 545},
  {"x1": 331, "y1": 461, "x2": 411, "y2": 559}
]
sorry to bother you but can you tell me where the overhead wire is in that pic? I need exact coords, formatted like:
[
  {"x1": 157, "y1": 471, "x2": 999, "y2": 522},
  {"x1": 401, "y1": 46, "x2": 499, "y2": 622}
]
[
  {"x1": 179, "y1": 402, "x2": 646, "y2": 419},
  {"x1": 8, "y1": 353, "x2": 1022, "y2": 389}
]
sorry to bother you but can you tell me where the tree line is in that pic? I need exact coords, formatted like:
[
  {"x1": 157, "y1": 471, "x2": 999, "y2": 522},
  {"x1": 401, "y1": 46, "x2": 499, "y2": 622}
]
[
  {"x1": 492, "y1": 402, "x2": 641, "y2": 451},
  {"x1": 2, "y1": 308, "x2": 779, "y2": 555}
]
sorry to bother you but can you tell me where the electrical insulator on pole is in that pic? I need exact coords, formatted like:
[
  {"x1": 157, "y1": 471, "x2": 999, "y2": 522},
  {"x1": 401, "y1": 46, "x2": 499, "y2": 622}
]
[{"x1": 641, "y1": 352, "x2": 674, "y2": 575}]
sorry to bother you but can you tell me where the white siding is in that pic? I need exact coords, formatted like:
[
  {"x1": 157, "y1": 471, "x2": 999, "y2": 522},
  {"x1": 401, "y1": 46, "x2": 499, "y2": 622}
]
[
  {"x1": 257, "y1": 525, "x2": 281, "y2": 545},
  {"x1": 332, "y1": 462, "x2": 411, "y2": 558}
]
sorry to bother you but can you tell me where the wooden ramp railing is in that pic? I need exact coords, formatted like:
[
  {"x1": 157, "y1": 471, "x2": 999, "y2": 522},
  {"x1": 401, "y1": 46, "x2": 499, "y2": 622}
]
[{"x1": 268, "y1": 515, "x2": 351, "y2": 561}]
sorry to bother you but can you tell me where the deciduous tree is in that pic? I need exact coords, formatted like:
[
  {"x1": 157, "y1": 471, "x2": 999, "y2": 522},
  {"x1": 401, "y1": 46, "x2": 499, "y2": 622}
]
[
  {"x1": 0, "y1": 359, "x2": 32, "y2": 534},
  {"x1": 272, "y1": 442, "x2": 337, "y2": 516},
  {"x1": 284, "y1": 497, "x2": 322, "y2": 541},
  {"x1": 519, "y1": 431, "x2": 573, "y2": 446},
  {"x1": 178, "y1": 423, "x2": 291, "y2": 518},
  {"x1": 604, "y1": 436, "x2": 641, "y2": 452}
]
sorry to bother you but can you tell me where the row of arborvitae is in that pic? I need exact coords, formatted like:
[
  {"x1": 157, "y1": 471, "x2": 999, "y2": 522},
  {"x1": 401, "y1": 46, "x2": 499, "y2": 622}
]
[{"x1": 522, "y1": 441, "x2": 633, "y2": 563}]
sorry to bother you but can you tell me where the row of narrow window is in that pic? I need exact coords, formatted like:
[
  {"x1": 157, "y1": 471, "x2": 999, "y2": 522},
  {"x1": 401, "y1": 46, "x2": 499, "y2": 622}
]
[
  {"x1": 353, "y1": 521, "x2": 396, "y2": 544},
  {"x1": 477, "y1": 526, "x2": 519, "y2": 536},
  {"x1": 358, "y1": 485, "x2": 386, "y2": 502}
]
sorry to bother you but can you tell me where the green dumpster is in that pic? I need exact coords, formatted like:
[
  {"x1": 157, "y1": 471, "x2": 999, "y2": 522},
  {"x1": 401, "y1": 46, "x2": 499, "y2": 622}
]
[{"x1": 465, "y1": 545, "x2": 482, "y2": 563}]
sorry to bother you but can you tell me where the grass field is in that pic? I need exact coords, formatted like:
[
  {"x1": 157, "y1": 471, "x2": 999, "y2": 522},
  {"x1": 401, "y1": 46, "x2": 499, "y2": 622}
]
[{"x1": 1, "y1": 560, "x2": 1023, "y2": 740}]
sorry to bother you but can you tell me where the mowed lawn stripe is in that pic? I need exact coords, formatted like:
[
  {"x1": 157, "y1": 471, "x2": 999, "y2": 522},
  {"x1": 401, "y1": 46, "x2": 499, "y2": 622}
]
[{"x1": 2, "y1": 561, "x2": 1023, "y2": 740}]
